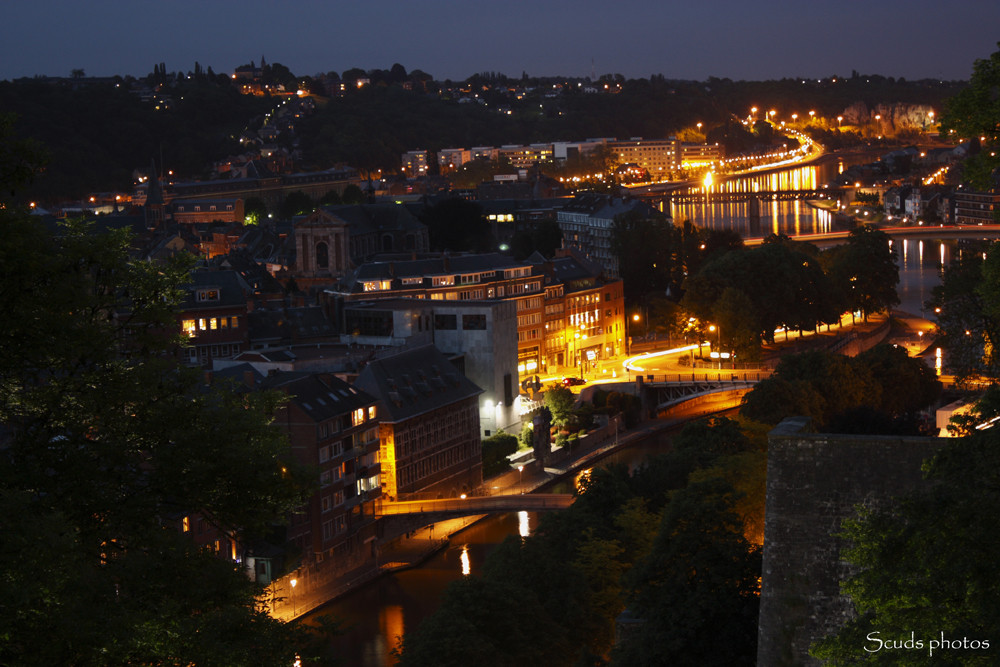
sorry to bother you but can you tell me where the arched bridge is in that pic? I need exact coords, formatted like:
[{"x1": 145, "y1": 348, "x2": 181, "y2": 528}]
[
  {"x1": 374, "y1": 494, "x2": 574, "y2": 520},
  {"x1": 636, "y1": 371, "x2": 772, "y2": 414}
]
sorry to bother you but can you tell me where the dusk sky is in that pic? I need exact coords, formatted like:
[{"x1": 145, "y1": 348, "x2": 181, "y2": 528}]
[{"x1": 3, "y1": 1, "x2": 998, "y2": 83}]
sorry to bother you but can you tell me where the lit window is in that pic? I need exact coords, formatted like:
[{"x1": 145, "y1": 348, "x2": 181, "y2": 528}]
[
  {"x1": 230, "y1": 317, "x2": 238, "y2": 329},
  {"x1": 182, "y1": 516, "x2": 190, "y2": 532},
  {"x1": 368, "y1": 406, "x2": 376, "y2": 420},
  {"x1": 210, "y1": 318, "x2": 218, "y2": 330},
  {"x1": 198, "y1": 319, "x2": 207, "y2": 330},
  {"x1": 181, "y1": 319, "x2": 196, "y2": 337},
  {"x1": 352, "y1": 408, "x2": 364, "y2": 426}
]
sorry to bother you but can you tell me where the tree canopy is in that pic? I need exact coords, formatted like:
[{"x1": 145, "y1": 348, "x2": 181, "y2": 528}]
[
  {"x1": 939, "y1": 42, "x2": 1000, "y2": 191},
  {"x1": 0, "y1": 133, "x2": 315, "y2": 664},
  {"x1": 811, "y1": 425, "x2": 1000, "y2": 665}
]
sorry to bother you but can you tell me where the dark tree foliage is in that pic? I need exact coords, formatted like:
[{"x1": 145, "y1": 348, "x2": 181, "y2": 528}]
[
  {"x1": 420, "y1": 197, "x2": 494, "y2": 252},
  {"x1": 0, "y1": 76, "x2": 271, "y2": 201},
  {"x1": 928, "y1": 240, "x2": 1000, "y2": 384},
  {"x1": 811, "y1": 426, "x2": 1000, "y2": 665},
  {"x1": 739, "y1": 347, "x2": 940, "y2": 433},
  {"x1": 0, "y1": 140, "x2": 316, "y2": 664},
  {"x1": 613, "y1": 480, "x2": 761, "y2": 667},
  {"x1": 682, "y1": 236, "x2": 840, "y2": 351},
  {"x1": 279, "y1": 189, "x2": 315, "y2": 219},
  {"x1": 398, "y1": 416, "x2": 765, "y2": 666},
  {"x1": 611, "y1": 208, "x2": 679, "y2": 305},
  {"x1": 939, "y1": 42, "x2": 1000, "y2": 191},
  {"x1": 825, "y1": 224, "x2": 899, "y2": 322},
  {"x1": 481, "y1": 430, "x2": 518, "y2": 478}
]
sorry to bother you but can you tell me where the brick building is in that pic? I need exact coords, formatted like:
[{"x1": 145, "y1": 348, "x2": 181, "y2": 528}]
[
  {"x1": 354, "y1": 345, "x2": 483, "y2": 500},
  {"x1": 267, "y1": 371, "x2": 381, "y2": 566}
]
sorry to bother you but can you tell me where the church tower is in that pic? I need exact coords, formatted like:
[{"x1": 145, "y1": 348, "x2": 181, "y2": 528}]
[{"x1": 144, "y1": 159, "x2": 165, "y2": 230}]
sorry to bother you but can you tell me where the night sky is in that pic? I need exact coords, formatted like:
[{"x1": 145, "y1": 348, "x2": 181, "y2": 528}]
[{"x1": 3, "y1": 0, "x2": 998, "y2": 83}]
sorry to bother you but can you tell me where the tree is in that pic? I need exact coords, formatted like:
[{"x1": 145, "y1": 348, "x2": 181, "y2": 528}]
[
  {"x1": 811, "y1": 428, "x2": 1000, "y2": 665},
  {"x1": 420, "y1": 197, "x2": 493, "y2": 252},
  {"x1": 613, "y1": 480, "x2": 761, "y2": 666},
  {"x1": 939, "y1": 43, "x2": 1000, "y2": 191},
  {"x1": 826, "y1": 224, "x2": 899, "y2": 322},
  {"x1": 611, "y1": 208, "x2": 677, "y2": 305},
  {"x1": 341, "y1": 183, "x2": 366, "y2": 205},
  {"x1": 481, "y1": 430, "x2": 518, "y2": 478},
  {"x1": 279, "y1": 190, "x2": 314, "y2": 219},
  {"x1": 0, "y1": 161, "x2": 313, "y2": 664},
  {"x1": 243, "y1": 196, "x2": 268, "y2": 225},
  {"x1": 544, "y1": 386, "x2": 576, "y2": 429},
  {"x1": 928, "y1": 240, "x2": 1000, "y2": 383}
]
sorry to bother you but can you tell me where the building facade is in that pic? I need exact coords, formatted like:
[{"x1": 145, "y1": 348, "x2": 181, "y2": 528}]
[
  {"x1": 354, "y1": 345, "x2": 483, "y2": 500},
  {"x1": 267, "y1": 372, "x2": 382, "y2": 565}
]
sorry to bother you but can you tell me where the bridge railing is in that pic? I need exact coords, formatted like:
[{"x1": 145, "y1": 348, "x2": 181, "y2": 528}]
[{"x1": 640, "y1": 370, "x2": 772, "y2": 384}]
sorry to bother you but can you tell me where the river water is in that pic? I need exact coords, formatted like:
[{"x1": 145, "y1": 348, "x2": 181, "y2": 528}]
[
  {"x1": 309, "y1": 428, "x2": 678, "y2": 666},
  {"x1": 308, "y1": 152, "x2": 982, "y2": 666}
]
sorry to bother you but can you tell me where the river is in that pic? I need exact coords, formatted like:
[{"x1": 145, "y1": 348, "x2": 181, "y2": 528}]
[
  {"x1": 308, "y1": 427, "x2": 678, "y2": 666},
  {"x1": 307, "y1": 152, "x2": 972, "y2": 666}
]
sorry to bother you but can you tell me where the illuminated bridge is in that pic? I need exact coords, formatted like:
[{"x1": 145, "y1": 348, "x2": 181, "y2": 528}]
[
  {"x1": 374, "y1": 494, "x2": 574, "y2": 520},
  {"x1": 635, "y1": 188, "x2": 844, "y2": 204},
  {"x1": 636, "y1": 371, "x2": 772, "y2": 415}
]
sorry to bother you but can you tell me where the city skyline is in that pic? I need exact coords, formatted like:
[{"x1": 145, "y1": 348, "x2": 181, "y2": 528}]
[{"x1": 3, "y1": 1, "x2": 999, "y2": 84}]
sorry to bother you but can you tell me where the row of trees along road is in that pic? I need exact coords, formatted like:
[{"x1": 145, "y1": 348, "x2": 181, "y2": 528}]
[{"x1": 614, "y1": 216, "x2": 900, "y2": 361}]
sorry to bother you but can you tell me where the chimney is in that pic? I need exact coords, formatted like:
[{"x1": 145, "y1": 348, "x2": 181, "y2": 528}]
[{"x1": 243, "y1": 370, "x2": 255, "y2": 388}]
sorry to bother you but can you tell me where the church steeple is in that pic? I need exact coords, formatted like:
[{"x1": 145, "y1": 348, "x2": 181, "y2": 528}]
[{"x1": 145, "y1": 159, "x2": 165, "y2": 229}]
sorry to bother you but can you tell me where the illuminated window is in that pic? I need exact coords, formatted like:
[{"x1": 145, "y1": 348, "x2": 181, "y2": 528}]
[
  {"x1": 352, "y1": 408, "x2": 364, "y2": 426},
  {"x1": 209, "y1": 318, "x2": 218, "y2": 330},
  {"x1": 181, "y1": 319, "x2": 196, "y2": 337},
  {"x1": 230, "y1": 316, "x2": 239, "y2": 329},
  {"x1": 182, "y1": 516, "x2": 190, "y2": 532},
  {"x1": 368, "y1": 406, "x2": 376, "y2": 420},
  {"x1": 198, "y1": 318, "x2": 207, "y2": 330}
]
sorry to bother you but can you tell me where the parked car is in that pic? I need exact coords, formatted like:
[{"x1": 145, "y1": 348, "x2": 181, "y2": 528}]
[{"x1": 562, "y1": 377, "x2": 586, "y2": 387}]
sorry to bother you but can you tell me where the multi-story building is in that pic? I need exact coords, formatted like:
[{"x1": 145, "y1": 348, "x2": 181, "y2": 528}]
[
  {"x1": 342, "y1": 298, "x2": 519, "y2": 437},
  {"x1": 171, "y1": 198, "x2": 245, "y2": 225},
  {"x1": 335, "y1": 250, "x2": 626, "y2": 380},
  {"x1": 498, "y1": 144, "x2": 555, "y2": 168},
  {"x1": 354, "y1": 345, "x2": 483, "y2": 500},
  {"x1": 557, "y1": 193, "x2": 664, "y2": 278},
  {"x1": 607, "y1": 138, "x2": 681, "y2": 179},
  {"x1": 953, "y1": 189, "x2": 1000, "y2": 225},
  {"x1": 178, "y1": 269, "x2": 250, "y2": 367},
  {"x1": 437, "y1": 148, "x2": 472, "y2": 173},
  {"x1": 337, "y1": 253, "x2": 545, "y2": 380},
  {"x1": 531, "y1": 249, "x2": 627, "y2": 373},
  {"x1": 681, "y1": 142, "x2": 724, "y2": 169},
  {"x1": 266, "y1": 371, "x2": 382, "y2": 566},
  {"x1": 401, "y1": 150, "x2": 430, "y2": 176}
]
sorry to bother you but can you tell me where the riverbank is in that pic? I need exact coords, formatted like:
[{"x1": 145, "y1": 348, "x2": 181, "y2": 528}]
[{"x1": 273, "y1": 311, "x2": 907, "y2": 623}]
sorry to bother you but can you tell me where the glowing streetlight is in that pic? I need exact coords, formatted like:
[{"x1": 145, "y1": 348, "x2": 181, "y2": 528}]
[
  {"x1": 518, "y1": 465, "x2": 524, "y2": 494},
  {"x1": 290, "y1": 578, "x2": 298, "y2": 615},
  {"x1": 837, "y1": 115, "x2": 843, "y2": 128},
  {"x1": 709, "y1": 325, "x2": 722, "y2": 369}
]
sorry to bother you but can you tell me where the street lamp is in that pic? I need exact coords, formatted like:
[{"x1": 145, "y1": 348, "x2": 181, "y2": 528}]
[
  {"x1": 290, "y1": 578, "x2": 297, "y2": 616},
  {"x1": 709, "y1": 324, "x2": 722, "y2": 369},
  {"x1": 837, "y1": 115, "x2": 843, "y2": 128},
  {"x1": 518, "y1": 465, "x2": 524, "y2": 494}
]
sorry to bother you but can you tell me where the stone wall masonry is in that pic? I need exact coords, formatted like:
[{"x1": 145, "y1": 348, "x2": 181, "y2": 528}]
[{"x1": 757, "y1": 417, "x2": 947, "y2": 666}]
